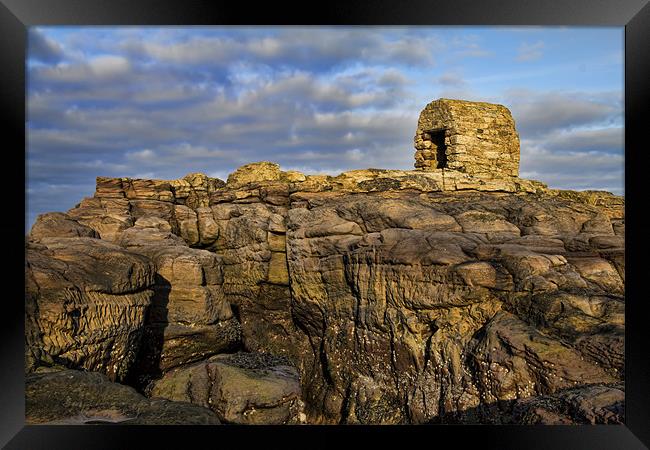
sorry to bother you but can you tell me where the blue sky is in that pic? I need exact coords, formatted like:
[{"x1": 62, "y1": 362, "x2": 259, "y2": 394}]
[{"x1": 26, "y1": 26, "x2": 624, "y2": 230}]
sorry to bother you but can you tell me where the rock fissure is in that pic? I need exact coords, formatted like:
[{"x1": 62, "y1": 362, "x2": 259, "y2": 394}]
[{"x1": 25, "y1": 98, "x2": 624, "y2": 425}]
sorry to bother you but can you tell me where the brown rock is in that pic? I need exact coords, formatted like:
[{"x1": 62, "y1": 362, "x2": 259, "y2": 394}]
[
  {"x1": 26, "y1": 369, "x2": 220, "y2": 425},
  {"x1": 115, "y1": 226, "x2": 187, "y2": 248},
  {"x1": 226, "y1": 161, "x2": 282, "y2": 187},
  {"x1": 511, "y1": 383, "x2": 624, "y2": 424},
  {"x1": 67, "y1": 197, "x2": 133, "y2": 241},
  {"x1": 28, "y1": 114, "x2": 624, "y2": 426},
  {"x1": 29, "y1": 212, "x2": 99, "y2": 240},
  {"x1": 150, "y1": 352, "x2": 303, "y2": 424},
  {"x1": 455, "y1": 210, "x2": 520, "y2": 235},
  {"x1": 468, "y1": 311, "x2": 617, "y2": 403},
  {"x1": 173, "y1": 204, "x2": 200, "y2": 246},
  {"x1": 117, "y1": 243, "x2": 241, "y2": 380},
  {"x1": 134, "y1": 215, "x2": 173, "y2": 232},
  {"x1": 25, "y1": 238, "x2": 155, "y2": 381},
  {"x1": 414, "y1": 99, "x2": 520, "y2": 177}
]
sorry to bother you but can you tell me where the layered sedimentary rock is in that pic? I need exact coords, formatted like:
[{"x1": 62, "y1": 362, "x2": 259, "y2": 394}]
[
  {"x1": 29, "y1": 212, "x2": 99, "y2": 240},
  {"x1": 25, "y1": 236, "x2": 155, "y2": 382},
  {"x1": 284, "y1": 190, "x2": 623, "y2": 423},
  {"x1": 27, "y1": 161, "x2": 623, "y2": 424},
  {"x1": 114, "y1": 222, "x2": 242, "y2": 388},
  {"x1": 435, "y1": 382, "x2": 624, "y2": 425},
  {"x1": 25, "y1": 101, "x2": 625, "y2": 425}
]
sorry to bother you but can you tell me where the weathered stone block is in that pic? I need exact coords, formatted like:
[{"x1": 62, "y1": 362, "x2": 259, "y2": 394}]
[{"x1": 414, "y1": 98, "x2": 520, "y2": 178}]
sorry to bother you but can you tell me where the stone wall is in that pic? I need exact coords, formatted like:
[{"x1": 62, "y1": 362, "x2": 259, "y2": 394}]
[{"x1": 414, "y1": 99, "x2": 520, "y2": 178}]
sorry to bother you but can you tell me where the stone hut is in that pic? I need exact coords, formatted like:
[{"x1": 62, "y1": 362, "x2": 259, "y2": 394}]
[{"x1": 413, "y1": 98, "x2": 520, "y2": 178}]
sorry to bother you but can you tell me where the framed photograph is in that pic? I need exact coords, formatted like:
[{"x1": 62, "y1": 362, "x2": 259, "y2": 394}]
[{"x1": 4, "y1": 0, "x2": 649, "y2": 448}]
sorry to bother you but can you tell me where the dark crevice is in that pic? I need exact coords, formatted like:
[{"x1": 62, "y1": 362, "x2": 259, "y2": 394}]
[
  {"x1": 123, "y1": 274, "x2": 171, "y2": 393},
  {"x1": 427, "y1": 129, "x2": 448, "y2": 169}
]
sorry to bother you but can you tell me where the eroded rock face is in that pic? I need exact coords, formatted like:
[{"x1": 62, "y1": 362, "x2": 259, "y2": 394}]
[
  {"x1": 113, "y1": 221, "x2": 242, "y2": 388},
  {"x1": 509, "y1": 383, "x2": 624, "y2": 425},
  {"x1": 25, "y1": 238, "x2": 155, "y2": 382},
  {"x1": 26, "y1": 158, "x2": 624, "y2": 425},
  {"x1": 226, "y1": 161, "x2": 283, "y2": 187},
  {"x1": 284, "y1": 190, "x2": 623, "y2": 423},
  {"x1": 437, "y1": 382, "x2": 624, "y2": 424},
  {"x1": 26, "y1": 369, "x2": 220, "y2": 425},
  {"x1": 30, "y1": 212, "x2": 99, "y2": 240}
]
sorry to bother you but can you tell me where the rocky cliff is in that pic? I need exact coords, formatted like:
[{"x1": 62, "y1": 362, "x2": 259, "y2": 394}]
[{"x1": 25, "y1": 161, "x2": 624, "y2": 425}]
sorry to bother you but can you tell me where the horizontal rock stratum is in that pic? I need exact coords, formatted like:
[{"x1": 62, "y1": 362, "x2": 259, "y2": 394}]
[
  {"x1": 25, "y1": 164, "x2": 625, "y2": 424},
  {"x1": 25, "y1": 99, "x2": 625, "y2": 425}
]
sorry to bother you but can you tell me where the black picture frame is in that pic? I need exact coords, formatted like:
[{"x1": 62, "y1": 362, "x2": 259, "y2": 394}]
[{"x1": 3, "y1": 1, "x2": 649, "y2": 448}]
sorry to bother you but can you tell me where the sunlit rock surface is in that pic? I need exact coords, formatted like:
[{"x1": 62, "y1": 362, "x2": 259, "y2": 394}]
[{"x1": 25, "y1": 99, "x2": 624, "y2": 424}]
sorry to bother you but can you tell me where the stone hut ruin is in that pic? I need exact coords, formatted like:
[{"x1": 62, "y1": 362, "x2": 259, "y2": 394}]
[{"x1": 414, "y1": 98, "x2": 520, "y2": 178}]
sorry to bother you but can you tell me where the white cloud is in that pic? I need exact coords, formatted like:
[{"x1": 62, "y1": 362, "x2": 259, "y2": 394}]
[
  {"x1": 132, "y1": 172, "x2": 156, "y2": 179},
  {"x1": 28, "y1": 29, "x2": 65, "y2": 63},
  {"x1": 504, "y1": 89, "x2": 621, "y2": 136},
  {"x1": 436, "y1": 72, "x2": 466, "y2": 87},
  {"x1": 450, "y1": 35, "x2": 493, "y2": 58},
  {"x1": 126, "y1": 149, "x2": 156, "y2": 161},
  {"x1": 542, "y1": 127, "x2": 623, "y2": 154},
  {"x1": 345, "y1": 148, "x2": 365, "y2": 161},
  {"x1": 516, "y1": 40, "x2": 545, "y2": 62},
  {"x1": 25, "y1": 27, "x2": 624, "y2": 231},
  {"x1": 88, "y1": 55, "x2": 131, "y2": 77},
  {"x1": 137, "y1": 37, "x2": 237, "y2": 64},
  {"x1": 33, "y1": 55, "x2": 131, "y2": 84},
  {"x1": 520, "y1": 149, "x2": 623, "y2": 194}
]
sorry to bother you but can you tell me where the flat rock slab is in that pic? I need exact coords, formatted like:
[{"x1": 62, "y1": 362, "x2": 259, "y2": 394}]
[{"x1": 26, "y1": 369, "x2": 220, "y2": 425}]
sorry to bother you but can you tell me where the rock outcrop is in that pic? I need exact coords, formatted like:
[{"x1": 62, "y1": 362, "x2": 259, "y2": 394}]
[
  {"x1": 29, "y1": 212, "x2": 99, "y2": 240},
  {"x1": 114, "y1": 223, "x2": 242, "y2": 389},
  {"x1": 25, "y1": 99, "x2": 624, "y2": 425},
  {"x1": 25, "y1": 237, "x2": 155, "y2": 382},
  {"x1": 26, "y1": 369, "x2": 220, "y2": 424},
  {"x1": 150, "y1": 352, "x2": 304, "y2": 424},
  {"x1": 284, "y1": 190, "x2": 622, "y2": 423}
]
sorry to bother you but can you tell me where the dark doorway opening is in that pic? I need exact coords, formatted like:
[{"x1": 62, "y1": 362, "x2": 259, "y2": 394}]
[{"x1": 428, "y1": 129, "x2": 448, "y2": 169}]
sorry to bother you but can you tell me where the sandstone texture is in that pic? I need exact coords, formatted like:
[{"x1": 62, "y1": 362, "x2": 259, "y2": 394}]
[
  {"x1": 150, "y1": 352, "x2": 303, "y2": 424},
  {"x1": 25, "y1": 237, "x2": 155, "y2": 382},
  {"x1": 414, "y1": 98, "x2": 520, "y2": 177},
  {"x1": 26, "y1": 369, "x2": 220, "y2": 424},
  {"x1": 284, "y1": 190, "x2": 623, "y2": 423},
  {"x1": 435, "y1": 382, "x2": 624, "y2": 424},
  {"x1": 114, "y1": 223, "x2": 242, "y2": 389},
  {"x1": 25, "y1": 99, "x2": 625, "y2": 425},
  {"x1": 30, "y1": 212, "x2": 99, "y2": 240}
]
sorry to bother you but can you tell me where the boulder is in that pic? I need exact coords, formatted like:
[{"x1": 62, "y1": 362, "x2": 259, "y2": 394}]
[
  {"x1": 150, "y1": 352, "x2": 304, "y2": 424},
  {"x1": 227, "y1": 161, "x2": 282, "y2": 187},
  {"x1": 26, "y1": 369, "x2": 220, "y2": 425}
]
